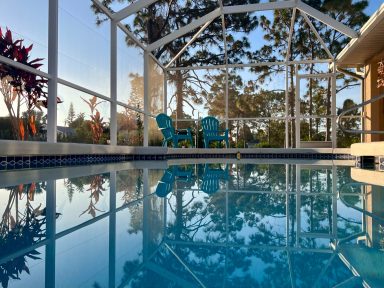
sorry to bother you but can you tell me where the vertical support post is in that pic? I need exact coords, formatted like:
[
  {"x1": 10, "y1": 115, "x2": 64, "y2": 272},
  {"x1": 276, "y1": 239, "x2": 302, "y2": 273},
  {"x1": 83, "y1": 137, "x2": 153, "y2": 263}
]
[
  {"x1": 295, "y1": 65, "x2": 301, "y2": 148},
  {"x1": 360, "y1": 74, "x2": 365, "y2": 143},
  {"x1": 110, "y1": 20, "x2": 118, "y2": 146},
  {"x1": 225, "y1": 178, "x2": 229, "y2": 286},
  {"x1": 286, "y1": 164, "x2": 290, "y2": 246},
  {"x1": 219, "y1": 11, "x2": 229, "y2": 132},
  {"x1": 47, "y1": 0, "x2": 59, "y2": 143},
  {"x1": 143, "y1": 52, "x2": 149, "y2": 147},
  {"x1": 225, "y1": 68, "x2": 229, "y2": 130},
  {"x1": 163, "y1": 69, "x2": 168, "y2": 114},
  {"x1": 143, "y1": 169, "x2": 150, "y2": 261},
  {"x1": 331, "y1": 62, "x2": 337, "y2": 148},
  {"x1": 332, "y1": 166, "x2": 338, "y2": 239},
  {"x1": 45, "y1": 180, "x2": 56, "y2": 287},
  {"x1": 163, "y1": 196, "x2": 167, "y2": 238},
  {"x1": 285, "y1": 64, "x2": 289, "y2": 148},
  {"x1": 295, "y1": 164, "x2": 301, "y2": 247},
  {"x1": 109, "y1": 172, "x2": 116, "y2": 288}
]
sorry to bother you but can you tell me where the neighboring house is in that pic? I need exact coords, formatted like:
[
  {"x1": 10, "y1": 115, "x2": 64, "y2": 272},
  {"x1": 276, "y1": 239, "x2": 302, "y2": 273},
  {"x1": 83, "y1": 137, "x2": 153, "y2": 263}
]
[
  {"x1": 336, "y1": 3, "x2": 384, "y2": 142},
  {"x1": 57, "y1": 126, "x2": 76, "y2": 138}
]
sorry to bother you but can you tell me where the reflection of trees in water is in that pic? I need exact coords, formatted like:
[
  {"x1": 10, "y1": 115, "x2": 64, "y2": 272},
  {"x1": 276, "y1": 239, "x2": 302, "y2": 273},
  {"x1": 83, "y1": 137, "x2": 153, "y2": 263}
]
[
  {"x1": 0, "y1": 182, "x2": 47, "y2": 288},
  {"x1": 117, "y1": 169, "x2": 143, "y2": 205},
  {"x1": 336, "y1": 167, "x2": 362, "y2": 239},
  {"x1": 79, "y1": 175, "x2": 106, "y2": 218},
  {"x1": 64, "y1": 174, "x2": 109, "y2": 218},
  {"x1": 119, "y1": 164, "x2": 361, "y2": 286}
]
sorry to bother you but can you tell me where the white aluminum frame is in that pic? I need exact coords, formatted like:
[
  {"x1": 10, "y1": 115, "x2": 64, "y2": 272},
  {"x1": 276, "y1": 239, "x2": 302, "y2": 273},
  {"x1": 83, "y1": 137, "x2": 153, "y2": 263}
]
[
  {"x1": 296, "y1": 72, "x2": 337, "y2": 148},
  {"x1": 0, "y1": 0, "x2": 359, "y2": 148}
]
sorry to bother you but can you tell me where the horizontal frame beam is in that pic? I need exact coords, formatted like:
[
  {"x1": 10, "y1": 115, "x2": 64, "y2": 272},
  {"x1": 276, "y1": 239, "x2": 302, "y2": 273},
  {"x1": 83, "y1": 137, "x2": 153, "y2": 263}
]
[
  {"x1": 0, "y1": 195, "x2": 151, "y2": 266},
  {"x1": 166, "y1": 59, "x2": 333, "y2": 71},
  {"x1": 57, "y1": 78, "x2": 151, "y2": 116},
  {"x1": 58, "y1": 77, "x2": 111, "y2": 103},
  {"x1": 174, "y1": 115, "x2": 337, "y2": 122},
  {"x1": 165, "y1": 20, "x2": 213, "y2": 69},
  {"x1": 164, "y1": 239, "x2": 334, "y2": 253},
  {"x1": 297, "y1": 72, "x2": 334, "y2": 78},
  {"x1": 147, "y1": 8, "x2": 221, "y2": 51},
  {"x1": 300, "y1": 11, "x2": 334, "y2": 59},
  {"x1": 148, "y1": 51, "x2": 166, "y2": 70},
  {"x1": 91, "y1": 0, "x2": 113, "y2": 18},
  {"x1": 0, "y1": 55, "x2": 51, "y2": 79},
  {"x1": 92, "y1": 0, "x2": 148, "y2": 51},
  {"x1": 112, "y1": 0, "x2": 159, "y2": 22},
  {"x1": 222, "y1": 0, "x2": 296, "y2": 14},
  {"x1": 117, "y1": 22, "x2": 147, "y2": 51},
  {"x1": 297, "y1": 0, "x2": 358, "y2": 38}
]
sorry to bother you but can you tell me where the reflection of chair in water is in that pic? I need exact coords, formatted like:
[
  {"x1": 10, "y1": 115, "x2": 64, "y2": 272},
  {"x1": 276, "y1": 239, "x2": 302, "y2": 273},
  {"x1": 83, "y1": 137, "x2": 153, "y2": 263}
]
[
  {"x1": 155, "y1": 169, "x2": 175, "y2": 198},
  {"x1": 201, "y1": 164, "x2": 229, "y2": 194},
  {"x1": 155, "y1": 166, "x2": 194, "y2": 197},
  {"x1": 171, "y1": 166, "x2": 193, "y2": 182},
  {"x1": 156, "y1": 113, "x2": 194, "y2": 148}
]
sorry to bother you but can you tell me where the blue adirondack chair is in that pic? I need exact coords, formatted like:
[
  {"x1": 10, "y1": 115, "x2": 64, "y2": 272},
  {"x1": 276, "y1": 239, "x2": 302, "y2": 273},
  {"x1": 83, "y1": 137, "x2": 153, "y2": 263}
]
[
  {"x1": 201, "y1": 116, "x2": 229, "y2": 148},
  {"x1": 201, "y1": 164, "x2": 229, "y2": 194},
  {"x1": 156, "y1": 113, "x2": 194, "y2": 148}
]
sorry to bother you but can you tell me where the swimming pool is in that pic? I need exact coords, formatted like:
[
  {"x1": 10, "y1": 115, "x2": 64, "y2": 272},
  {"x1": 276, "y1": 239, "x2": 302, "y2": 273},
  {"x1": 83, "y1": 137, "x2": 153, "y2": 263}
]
[{"x1": 0, "y1": 160, "x2": 382, "y2": 288}]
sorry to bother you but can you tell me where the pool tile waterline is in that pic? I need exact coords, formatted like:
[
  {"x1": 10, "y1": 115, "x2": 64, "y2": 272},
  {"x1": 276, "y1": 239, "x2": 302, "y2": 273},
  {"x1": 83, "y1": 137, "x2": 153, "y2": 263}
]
[{"x1": 0, "y1": 153, "x2": 354, "y2": 171}]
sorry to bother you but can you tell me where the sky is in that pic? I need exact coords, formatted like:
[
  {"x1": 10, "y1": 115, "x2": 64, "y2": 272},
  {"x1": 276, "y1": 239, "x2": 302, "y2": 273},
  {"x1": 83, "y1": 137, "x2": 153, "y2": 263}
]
[
  {"x1": 0, "y1": 0, "x2": 383, "y2": 123},
  {"x1": 364, "y1": 0, "x2": 383, "y2": 15}
]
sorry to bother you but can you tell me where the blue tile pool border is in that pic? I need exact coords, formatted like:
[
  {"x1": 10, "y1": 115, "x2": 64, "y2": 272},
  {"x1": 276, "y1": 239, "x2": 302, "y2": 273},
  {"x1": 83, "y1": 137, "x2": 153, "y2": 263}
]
[{"x1": 0, "y1": 153, "x2": 356, "y2": 171}]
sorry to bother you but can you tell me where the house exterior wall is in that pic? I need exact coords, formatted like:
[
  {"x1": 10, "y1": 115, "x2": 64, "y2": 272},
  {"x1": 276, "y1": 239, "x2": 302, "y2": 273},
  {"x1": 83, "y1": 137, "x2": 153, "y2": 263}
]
[
  {"x1": 364, "y1": 50, "x2": 384, "y2": 142},
  {"x1": 365, "y1": 185, "x2": 384, "y2": 248}
]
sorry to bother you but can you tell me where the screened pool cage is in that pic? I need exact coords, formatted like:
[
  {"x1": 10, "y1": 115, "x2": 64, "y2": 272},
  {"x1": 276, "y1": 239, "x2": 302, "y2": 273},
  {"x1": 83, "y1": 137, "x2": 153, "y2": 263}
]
[{"x1": 0, "y1": 0, "x2": 361, "y2": 148}]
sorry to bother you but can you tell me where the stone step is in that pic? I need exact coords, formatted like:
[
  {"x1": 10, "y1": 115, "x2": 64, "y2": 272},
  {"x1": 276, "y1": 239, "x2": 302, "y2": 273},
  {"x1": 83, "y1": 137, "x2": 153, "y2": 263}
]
[
  {"x1": 351, "y1": 141, "x2": 384, "y2": 157},
  {"x1": 351, "y1": 167, "x2": 384, "y2": 186}
]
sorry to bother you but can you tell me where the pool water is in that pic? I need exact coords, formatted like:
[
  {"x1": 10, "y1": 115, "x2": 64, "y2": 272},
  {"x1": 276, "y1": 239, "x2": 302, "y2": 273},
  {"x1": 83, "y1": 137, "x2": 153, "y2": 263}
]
[{"x1": 0, "y1": 161, "x2": 383, "y2": 288}]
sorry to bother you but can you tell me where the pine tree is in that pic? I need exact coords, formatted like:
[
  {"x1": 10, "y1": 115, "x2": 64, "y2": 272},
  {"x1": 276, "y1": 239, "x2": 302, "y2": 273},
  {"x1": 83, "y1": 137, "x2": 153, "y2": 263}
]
[
  {"x1": 253, "y1": 0, "x2": 368, "y2": 146},
  {"x1": 65, "y1": 102, "x2": 76, "y2": 127},
  {"x1": 93, "y1": 0, "x2": 260, "y2": 120}
]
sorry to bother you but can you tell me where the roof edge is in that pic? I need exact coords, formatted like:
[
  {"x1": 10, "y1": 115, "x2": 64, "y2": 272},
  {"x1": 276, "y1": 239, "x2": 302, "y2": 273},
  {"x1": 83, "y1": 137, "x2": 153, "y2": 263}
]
[{"x1": 336, "y1": 3, "x2": 384, "y2": 66}]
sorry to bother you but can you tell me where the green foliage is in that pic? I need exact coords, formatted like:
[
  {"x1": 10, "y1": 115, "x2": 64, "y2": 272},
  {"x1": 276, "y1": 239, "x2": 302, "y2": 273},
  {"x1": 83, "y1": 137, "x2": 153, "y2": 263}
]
[
  {"x1": 65, "y1": 102, "x2": 76, "y2": 126},
  {"x1": 337, "y1": 99, "x2": 361, "y2": 147},
  {"x1": 252, "y1": 0, "x2": 368, "y2": 146},
  {"x1": 0, "y1": 183, "x2": 48, "y2": 287}
]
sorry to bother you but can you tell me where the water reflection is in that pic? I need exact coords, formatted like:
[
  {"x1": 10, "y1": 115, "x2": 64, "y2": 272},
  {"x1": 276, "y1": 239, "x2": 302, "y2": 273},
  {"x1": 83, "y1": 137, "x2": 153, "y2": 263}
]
[{"x1": 0, "y1": 162, "x2": 382, "y2": 287}]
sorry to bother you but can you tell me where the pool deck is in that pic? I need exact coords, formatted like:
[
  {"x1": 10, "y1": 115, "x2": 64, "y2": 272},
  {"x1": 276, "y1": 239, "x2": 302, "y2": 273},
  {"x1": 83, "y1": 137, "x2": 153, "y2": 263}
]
[
  {"x1": 0, "y1": 139, "x2": 350, "y2": 156},
  {"x1": 0, "y1": 140, "x2": 354, "y2": 172}
]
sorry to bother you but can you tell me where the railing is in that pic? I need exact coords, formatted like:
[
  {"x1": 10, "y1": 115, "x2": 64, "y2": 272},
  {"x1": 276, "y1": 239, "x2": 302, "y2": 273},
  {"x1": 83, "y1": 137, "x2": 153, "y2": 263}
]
[
  {"x1": 337, "y1": 93, "x2": 384, "y2": 134},
  {"x1": 338, "y1": 182, "x2": 384, "y2": 222}
]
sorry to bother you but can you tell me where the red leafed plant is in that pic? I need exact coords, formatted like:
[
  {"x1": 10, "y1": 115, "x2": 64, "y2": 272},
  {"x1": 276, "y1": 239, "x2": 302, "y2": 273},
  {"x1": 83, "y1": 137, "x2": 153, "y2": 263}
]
[
  {"x1": 80, "y1": 175, "x2": 106, "y2": 218},
  {"x1": 0, "y1": 28, "x2": 61, "y2": 140},
  {"x1": 81, "y1": 96, "x2": 106, "y2": 143}
]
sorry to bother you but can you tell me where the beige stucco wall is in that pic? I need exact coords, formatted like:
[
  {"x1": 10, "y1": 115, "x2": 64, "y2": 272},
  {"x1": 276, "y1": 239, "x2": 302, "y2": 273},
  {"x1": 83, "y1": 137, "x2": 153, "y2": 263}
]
[
  {"x1": 365, "y1": 185, "x2": 384, "y2": 248},
  {"x1": 363, "y1": 50, "x2": 384, "y2": 142}
]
